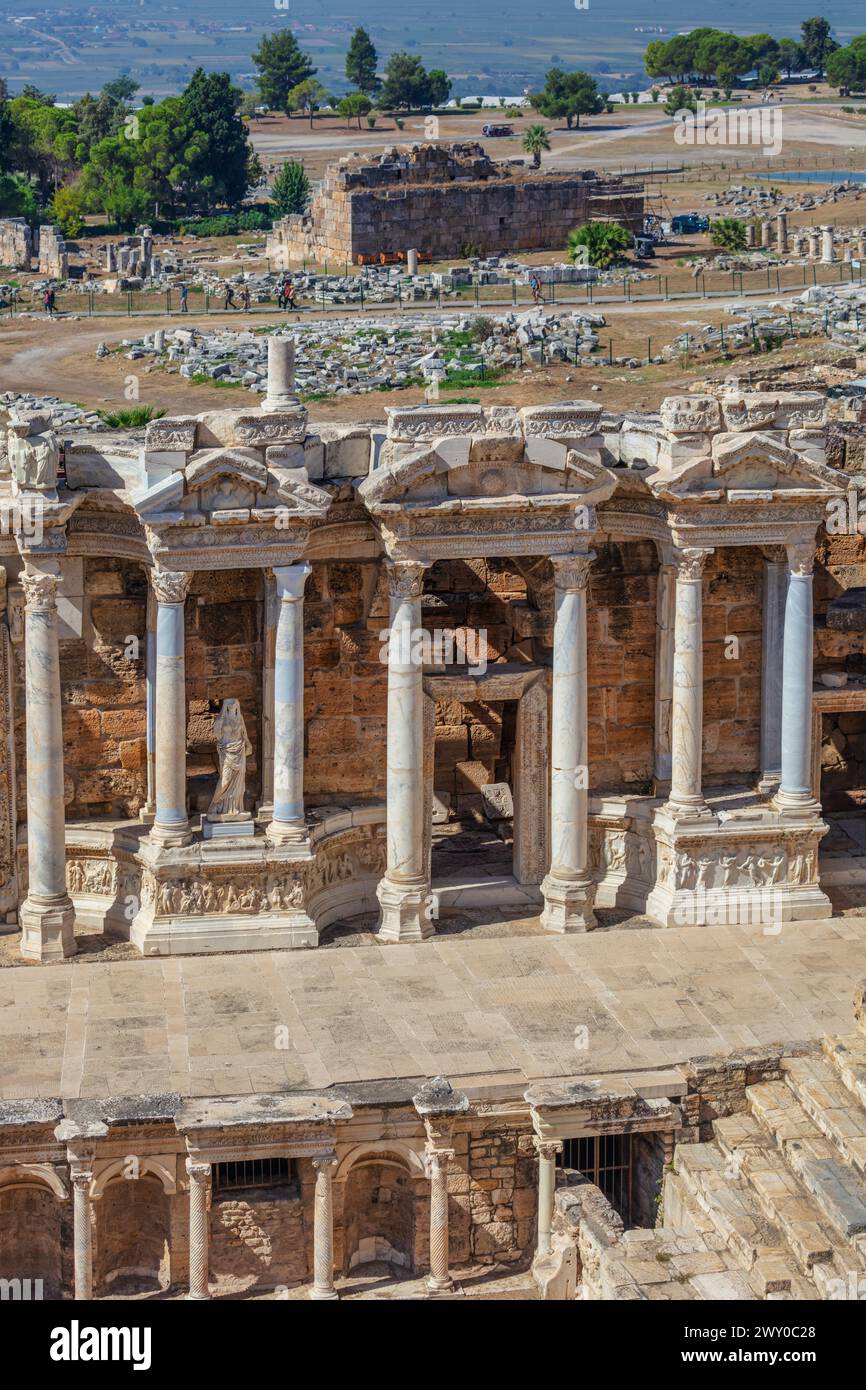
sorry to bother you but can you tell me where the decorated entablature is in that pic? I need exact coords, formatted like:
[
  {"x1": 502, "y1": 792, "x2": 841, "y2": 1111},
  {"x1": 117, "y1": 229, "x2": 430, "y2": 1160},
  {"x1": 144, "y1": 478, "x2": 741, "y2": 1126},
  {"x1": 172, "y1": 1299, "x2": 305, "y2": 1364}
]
[{"x1": 0, "y1": 361, "x2": 853, "y2": 957}]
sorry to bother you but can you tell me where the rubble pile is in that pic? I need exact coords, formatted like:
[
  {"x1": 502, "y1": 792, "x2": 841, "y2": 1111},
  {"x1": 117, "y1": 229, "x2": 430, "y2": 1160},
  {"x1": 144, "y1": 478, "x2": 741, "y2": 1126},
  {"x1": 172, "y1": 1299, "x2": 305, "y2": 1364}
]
[{"x1": 705, "y1": 180, "x2": 864, "y2": 218}]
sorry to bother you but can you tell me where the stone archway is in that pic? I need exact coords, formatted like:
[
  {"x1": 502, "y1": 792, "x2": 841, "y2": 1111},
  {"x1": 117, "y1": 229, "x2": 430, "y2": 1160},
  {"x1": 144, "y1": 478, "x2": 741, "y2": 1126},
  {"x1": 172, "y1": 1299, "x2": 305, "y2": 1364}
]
[
  {"x1": 0, "y1": 1180, "x2": 64, "y2": 1298},
  {"x1": 95, "y1": 1175, "x2": 171, "y2": 1294},
  {"x1": 341, "y1": 1155, "x2": 420, "y2": 1275}
]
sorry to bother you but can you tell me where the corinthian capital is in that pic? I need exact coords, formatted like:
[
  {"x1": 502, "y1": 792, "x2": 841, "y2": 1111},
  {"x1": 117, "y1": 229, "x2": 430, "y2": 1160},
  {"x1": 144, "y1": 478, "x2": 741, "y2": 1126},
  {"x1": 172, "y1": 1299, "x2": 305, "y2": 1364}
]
[
  {"x1": 551, "y1": 552, "x2": 595, "y2": 591},
  {"x1": 533, "y1": 1138, "x2": 563, "y2": 1161},
  {"x1": 673, "y1": 546, "x2": 713, "y2": 582},
  {"x1": 151, "y1": 568, "x2": 191, "y2": 605},
  {"x1": 786, "y1": 541, "x2": 815, "y2": 577},
  {"x1": 385, "y1": 559, "x2": 427, "y2": 600},
  {"x1": 21, "y1": 572, "x2": 59, "y2": 612}
]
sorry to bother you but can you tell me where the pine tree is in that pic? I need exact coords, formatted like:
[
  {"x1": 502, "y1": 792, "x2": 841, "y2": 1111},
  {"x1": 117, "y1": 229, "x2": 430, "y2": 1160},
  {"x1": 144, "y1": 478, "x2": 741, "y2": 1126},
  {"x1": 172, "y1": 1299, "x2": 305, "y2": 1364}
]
[
  {"x1": 253, "y1": 31, "x2": 316, "y2": 111},
  {"x1": 271, "y1": 160, "x2": 311, "y2": 216},
  {"x1": 345, "y1": 27, "x2": 379, "y2": 94}
]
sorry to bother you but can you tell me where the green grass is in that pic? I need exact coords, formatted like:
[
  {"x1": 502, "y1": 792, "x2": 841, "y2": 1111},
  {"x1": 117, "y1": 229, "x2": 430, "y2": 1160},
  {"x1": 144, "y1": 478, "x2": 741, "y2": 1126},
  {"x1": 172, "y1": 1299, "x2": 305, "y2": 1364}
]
[
  {"x1": 442, "y1": 368, "x2": 505, "y2": 389},
  {"x1": 189, "y1": 372, "x2": 241, "y2": 389},
  {"x1": 96, "y1": 405, "x2": 166, "y2": 428}
]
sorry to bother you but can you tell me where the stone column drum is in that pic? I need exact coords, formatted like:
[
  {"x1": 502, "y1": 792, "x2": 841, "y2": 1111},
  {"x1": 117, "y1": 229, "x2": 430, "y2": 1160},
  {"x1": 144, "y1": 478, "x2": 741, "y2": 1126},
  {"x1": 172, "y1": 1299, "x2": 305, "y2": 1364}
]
[
  {"x1": 150, "y1": 569, "x2": 192, "y2": 847},
  {"x1": 267, "y1": 563, "x2": 310, "y2": 846},
  {"x1": 19, "y1": 570, "x2": 76, "y2": 961},
  {"x1": 186, "y1": 1159, "x2": 211, "y2": 1300},
  {"x1": 310, "y1": 1153, "x2": 339, "y2": 1300},
  {"x1": 425, "y1": 1147, "x2": 456, "y2": 1294},
  {"x1": 822, "y1": 226, "x2": 836, "y2": 264},
  {"x1": 376, "y1": 559, "x2": 434, "y2": 942},
  {"x1": 666, "y1": 548, "x2": 712, "y2": 818},
  {"x1": 776, "y1": 542, "x2": 818, "y2": 812},
  {"x1": 262, "y1": 335, "x2": 297, "y2": 413},
  {"x1": 541, "y1": 553, "x2": 595, "y2": 932}
]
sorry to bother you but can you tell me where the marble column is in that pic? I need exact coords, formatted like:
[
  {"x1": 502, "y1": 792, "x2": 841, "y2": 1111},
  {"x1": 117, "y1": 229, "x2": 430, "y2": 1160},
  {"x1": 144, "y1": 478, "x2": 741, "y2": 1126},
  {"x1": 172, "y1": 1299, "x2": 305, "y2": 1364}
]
[
  {"x1": 822, "y1": 226, "x2": 836, "y2": 263},
  {"x1": 267, "y1": 563, "x2": 310, "y2": 846},
  {"x1": 150, "y1": 569, "x2": 192, "y2": 848},
  {"x1": 72, "y1": 1169, "x2": 94, "y2": 1300},
  {"x1": 310, "y1": 1153, "x2": 338, "y2": 1300},
  {"x1": 666, "y1": 548, "x2": 712, "y2": 819},
  {"x1": 262, "y1": 335, "x2": 297, "y2": 413},
  {"x1": 776, "y1": 541, "x2": 819, "y2": 813},
  {"x1": 425, "y1": 1146, "x2": 456, "y2": 1294},
  {"x1": 776, "y1": 213, "x2": 788, "y2": 256},
  {"x1": 186, "y1": 1159, "x2": 211, "y2": 1300},
  {"x1": 759, "y1": 548, "x2": 788, "y2": 792},
  {"x1": 376, "y1": 559, "x2": 434, "y2": 943},
  {"x1": 19, "y1": 569, "x2": 76, "y2": 961},
  {"x1": 653, "y1": 555, "x2": 677, "y2": 791},
  {"x1": 760, "y1": 220, "x2": 772, "y2": 249},
  {"x1": 808, "y1": 229, "x2": 821, "y2": 260},
  {"x1": 541, "y1": 553, "x2": 595, "y2": 933},
  {"x1": 257, "y1": 572, "x2": 277, "y2": 820},
  {"x1": 140, "y1": 583, "x2": 157, "y2": 824},
  {"x1": 534, "y1": 1139, "x2": 562, "y2": 1260}
]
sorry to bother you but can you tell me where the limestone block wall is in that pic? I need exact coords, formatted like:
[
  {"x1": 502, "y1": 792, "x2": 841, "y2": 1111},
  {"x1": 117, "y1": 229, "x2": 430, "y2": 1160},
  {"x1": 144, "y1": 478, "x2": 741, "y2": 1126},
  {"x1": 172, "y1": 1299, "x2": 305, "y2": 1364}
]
[
  {"x1": 94, "y1": 1176, "x2": 171, "y2": 1293},
  {"x1": 36, "y1": 224, "x2": 68, "y2": 279},
  {"x1": 464, "y1": 1125, "x2": 537, "y2": 1264},
  {"x1": 210, "y1": 1184, "x2": 309, "y2": 1291},
  {"x1": 701, "y1": 547, "x2": 763, "y2": 784},
  {"x1": 0, "y1": 217, "x2": 33, "y2": 269},
  {"x1": 587, "y1": 540, "x2": 657, "y2": 791}
]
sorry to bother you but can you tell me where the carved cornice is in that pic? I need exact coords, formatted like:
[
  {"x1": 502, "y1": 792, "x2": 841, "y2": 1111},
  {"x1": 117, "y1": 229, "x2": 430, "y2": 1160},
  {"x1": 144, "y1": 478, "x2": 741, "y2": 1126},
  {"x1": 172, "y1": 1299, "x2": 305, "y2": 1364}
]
[
  {"x1": 385, "y1": 558, "x2": 427, "y2": 599},
  {"x1": 20, "y1": 572, "x2": 59, "y2": 612},
  {"x1": 551, "y1": 551, "x2": 595, "y2": 591},
  {"x1": 150, "y1": 569, "x2": 191, "y2": 604}
]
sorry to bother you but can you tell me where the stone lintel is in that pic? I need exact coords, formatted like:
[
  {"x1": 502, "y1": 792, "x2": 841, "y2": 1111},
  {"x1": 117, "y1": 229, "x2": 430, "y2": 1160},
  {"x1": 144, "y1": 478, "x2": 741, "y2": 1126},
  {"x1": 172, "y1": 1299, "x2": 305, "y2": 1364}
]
[{"x1": 175, "y1": 1092, "x2": 353, "y2": 1135}]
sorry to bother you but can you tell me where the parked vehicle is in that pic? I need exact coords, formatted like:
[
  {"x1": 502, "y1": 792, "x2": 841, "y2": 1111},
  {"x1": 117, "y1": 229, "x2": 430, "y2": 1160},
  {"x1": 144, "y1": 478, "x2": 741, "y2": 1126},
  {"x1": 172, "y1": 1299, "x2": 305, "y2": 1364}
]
[
  {"x1": 671, "y1": 214, "x2": 710, "y2": 235},
  {"x1": 633, "y1": 235, "x2": 656, "y2": 258},
  {"x1": 482, "y1": 123, "x2": 514, "y2": 137}
]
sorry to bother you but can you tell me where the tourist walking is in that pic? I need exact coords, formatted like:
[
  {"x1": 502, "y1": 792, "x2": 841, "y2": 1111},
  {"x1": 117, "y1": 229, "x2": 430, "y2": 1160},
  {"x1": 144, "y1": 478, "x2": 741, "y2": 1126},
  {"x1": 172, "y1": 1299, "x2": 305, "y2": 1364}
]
[
  {"x1": 223, "y1": 283, "x2": 236, "y2": 310},
  {"x1": 529, "y1": 271, "x2": 543, "y2": 305},
  {"x1": 179, "y1": 284, "x2": 188, "y2": 314}
]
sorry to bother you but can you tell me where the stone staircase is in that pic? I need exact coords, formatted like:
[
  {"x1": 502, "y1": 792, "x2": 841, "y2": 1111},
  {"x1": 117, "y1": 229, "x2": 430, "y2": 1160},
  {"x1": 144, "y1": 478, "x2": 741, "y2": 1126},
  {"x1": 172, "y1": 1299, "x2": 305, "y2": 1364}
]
[{"x1": 664, "y1": 1030, "x2": 866, "y2": 1300}]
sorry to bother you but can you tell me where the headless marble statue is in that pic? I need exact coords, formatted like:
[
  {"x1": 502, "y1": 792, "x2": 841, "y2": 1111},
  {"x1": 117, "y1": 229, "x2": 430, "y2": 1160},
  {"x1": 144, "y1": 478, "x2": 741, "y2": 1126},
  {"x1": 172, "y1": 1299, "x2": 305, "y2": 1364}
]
[{"x1": 206, "y1": 699, "x2": 253, "y2": 828}]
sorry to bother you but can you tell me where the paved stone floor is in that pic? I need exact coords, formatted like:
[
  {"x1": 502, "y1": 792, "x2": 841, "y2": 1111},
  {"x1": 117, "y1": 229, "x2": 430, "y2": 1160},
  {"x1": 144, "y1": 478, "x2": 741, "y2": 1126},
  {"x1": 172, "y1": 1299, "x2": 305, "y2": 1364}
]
[{"x1": 1, "y1": 909, "x2": 865, "y2": 1101}]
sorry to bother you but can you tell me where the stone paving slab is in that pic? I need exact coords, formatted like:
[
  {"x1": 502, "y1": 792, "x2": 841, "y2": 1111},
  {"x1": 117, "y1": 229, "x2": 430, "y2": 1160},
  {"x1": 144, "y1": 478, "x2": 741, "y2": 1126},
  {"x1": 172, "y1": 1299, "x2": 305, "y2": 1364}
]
[{"x1": 1, "y1": 916, "x2": 865, "y2": 1101}]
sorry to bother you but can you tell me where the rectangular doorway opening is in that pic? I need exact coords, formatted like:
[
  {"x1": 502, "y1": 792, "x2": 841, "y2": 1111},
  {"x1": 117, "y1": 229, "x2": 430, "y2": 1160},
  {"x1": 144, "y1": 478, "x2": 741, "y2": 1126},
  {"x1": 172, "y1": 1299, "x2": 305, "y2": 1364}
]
[{"x1": 559, "y1": 1134, "x2": 633, "y2": 1225}]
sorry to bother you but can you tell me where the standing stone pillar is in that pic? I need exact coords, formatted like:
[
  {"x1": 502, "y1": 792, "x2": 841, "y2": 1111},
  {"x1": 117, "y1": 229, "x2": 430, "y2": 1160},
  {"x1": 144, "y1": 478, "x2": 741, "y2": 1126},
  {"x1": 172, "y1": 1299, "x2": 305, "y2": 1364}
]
[
  {"x1": 140, "y1": 583, "x2": 157, "y2": 824},
  {"x1": 822, "y1": 226, "x2": 836, "y2": 263},
  {"x1": 19, "y1": 569, "x2": 76, "y2": 961},
  {"x1": 746, "y1": 223, "x2": 757, "y2": 249},
  {"x1": 72, "y1": 1169, "x2": 94, "y2": 1300},
  {"x1": 760, "y1": 220, "x2": 772, "y2": 249},
  {"x1": 406, "y1": 248, "x2": 419, "y2": 276},
  {"x1": 859, "y1": 231, "x2": 866, "y2": 262},
  {"x1": 376, "y1": 559, "x2": 434, "y2": 942},
  {"x1": 186, "y1": 1159, "x2": 211, "y2": 1300},
  {"x1": 310, "y1": 1153, "x2": 339, "y2": 1300},
  {"x1": 776, "y1": 213, "x2": 788, "y2": 256},
  {"x1": 759, "y1": 548, "x2": 788, "y2": 793},
  {"x1": 262, "y1": 335, "x2": 297, "y2": 413},
  {"x1": 534, "y1": 1139, "x2": 562, "y2": 1260},
  {"x1": 775, "y1": 541, "x2": 819, "y2": 813},
  {"x1": 653, "y1": 555, "x2": 677, "y2": 792},
  {"x1": 541, "y1": 553, "x2": 595, "y2": 933},
  {"x1": 666, "y1": 548, "x2": 712, "y2": 818},
  {"x1": 258, "y1": 571, "x2": 277, "y2": 820},
  {"x1": 425, "y1": 1147, "x2": 456, "y2": 1294},
  {"x1": 809, "y1": 229, "x2": 821, "y2": 260},
  {"x1": 150, "y1": 569, "x2": 192, "y2": 847},
  {"x1": 267, "y1": 563, "x2": 311, "y2": 845}
]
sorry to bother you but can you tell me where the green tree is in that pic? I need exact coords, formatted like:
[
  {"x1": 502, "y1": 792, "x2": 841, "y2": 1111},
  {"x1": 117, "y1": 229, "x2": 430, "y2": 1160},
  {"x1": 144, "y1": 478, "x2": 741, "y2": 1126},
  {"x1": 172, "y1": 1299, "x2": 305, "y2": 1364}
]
[
  {"x1": 379, "y1": 52, "x2": 430, "y2": 109},
  {"x1": 183, "y1": 68, "x2": 250, "y2": 209},
  {"x1": 758, "y1": 64, "x2": 781, "y2": 87},
  {"x1": 567, "y1": 221, "x2": 631, "y2": 269},
  {"x1": 252, "y1": 31, "x2": 316, "y2": 111},
  {"x1": 0, "y1": 172, "x2": 38, "y2": 219},
  {"x1": 801, "y1": 16, "x2": 837, "y2": 75},
  {"x1": 50, "y1": 182, "x2": 86, "y2": 237},
  {"x1": 826, "y1": 45, "x2": 866, "y2": 93},
  {"x1": 664, "y1": 85, "x2": 697, "y2": 116},
  {"x1": 532, "y1": 68, "x2": 605, "y2": 128},
  {"x1": 778, "y1": 39, "x2": 806, "y2": 78},
  {"x1": 710, "y1": 216, "x2": 747, "y2": 252},
  {"x1": 345, "y1": 27, "x2": 379, "y2": 94},
  {"x1": 337, "y1": 92, "x2": 373, "y2": 128},
  {"x1": 427, "y1": 70, "x2": 451, "y2": 106},
  {"x1": 102, "y1": 76, "x2": 140, "y2": 105},
  {"x1": 270, "y1": 159, "x2": 311, "y2": 215},
  {"x1": 522, "y1": 123, "x2": 551, "y2": 168},
  {"x1": 287, "y1": 78, "x2": 330, "y2": 126}
]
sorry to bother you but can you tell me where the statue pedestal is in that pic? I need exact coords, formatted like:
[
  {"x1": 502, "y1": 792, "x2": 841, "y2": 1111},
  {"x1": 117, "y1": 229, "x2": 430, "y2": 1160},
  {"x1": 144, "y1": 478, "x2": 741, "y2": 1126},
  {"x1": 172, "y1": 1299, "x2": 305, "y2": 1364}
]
[{"x1": 203, "y1": 816, "x2": 254, "y2": 840}]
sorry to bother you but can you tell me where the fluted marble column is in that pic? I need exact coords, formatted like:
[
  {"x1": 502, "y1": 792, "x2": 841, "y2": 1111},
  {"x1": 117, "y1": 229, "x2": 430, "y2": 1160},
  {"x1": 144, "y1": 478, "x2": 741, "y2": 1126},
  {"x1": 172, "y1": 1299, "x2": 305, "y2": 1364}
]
[
  {"x1": 759, "y1": 547, "x2": 788, "y2": 792},
  {"x1": 72, "y1": 1169, "x2": 93, "y2": 1300},
  {"x1": 653, "y1": 555, "x2": 677, "y2": 791},
  {"x1": 541, "y1": 553, "x2": 595, "y2": 933},
  {"x1": 186, "y1": 1159, "x2": 211, "y2": 1300},
  {"x1": 150, "y1": 569, "x2": 192, "y2": 847},
  {"x1": 140, "y1": 584, "x2": 157, "y2": 823},
  {"x1": 376, "y1": 558, "x2": 434, "y2": 942},
  {"x1": 267, "y1": 563, "x2": 311, "y2": 845},
  {"x1": 19, "y1": 569, "x2": 76, "y2": 961},
  {"x1": 535, "y1": 1139, "x2": 562, "y2": 1260},
  {"x1": 776, "y1": 541, "x2": 819, "y2": 812},
  {"x1": 666, "y1": 548, "x2": 713, "y2": 818},
  {"x1": 310, "y1": 1153, "x2": 338, "y2": 1300},
  {"x1": 426, "y1": 1146, "x2": 456, "y2": 1294}
]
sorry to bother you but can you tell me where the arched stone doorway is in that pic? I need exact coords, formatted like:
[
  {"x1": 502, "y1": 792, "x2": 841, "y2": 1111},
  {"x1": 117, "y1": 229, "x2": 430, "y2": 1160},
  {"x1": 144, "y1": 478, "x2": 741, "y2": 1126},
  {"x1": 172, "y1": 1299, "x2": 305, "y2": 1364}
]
[
  {"x1": 0, "y1": 1179, "x2": 64, "y2": 1298},
  {"x1": 95, "y1": 1175, "x2": 171, "y2": 1294},
  {"x1": 342, "y1": 1155, "x2": 420, "y2": 1275}
]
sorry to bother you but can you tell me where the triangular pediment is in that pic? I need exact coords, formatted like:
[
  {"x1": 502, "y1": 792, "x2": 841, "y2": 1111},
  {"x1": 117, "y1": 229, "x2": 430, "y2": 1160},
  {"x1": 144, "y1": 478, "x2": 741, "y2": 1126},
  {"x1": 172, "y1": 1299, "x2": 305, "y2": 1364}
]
[{"x1": 651, "y1": 433, "x2": 845, "y2": 502}]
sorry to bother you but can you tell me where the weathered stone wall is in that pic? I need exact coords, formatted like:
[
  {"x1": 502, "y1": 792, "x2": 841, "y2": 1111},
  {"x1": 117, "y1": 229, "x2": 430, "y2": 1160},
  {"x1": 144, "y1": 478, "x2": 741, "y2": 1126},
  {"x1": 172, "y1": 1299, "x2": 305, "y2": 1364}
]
[
  {"x1": 464, "y1": 1124, "x2": 536, "y2": 1264},
  {"x1": 341, "y1": 1162, "x2": 421, "y2": 1272},
  {"x1": 588, "y1": 540, "x2": 657, "y2": 791},
  {"x1": 701, "y1": 547, "x2": 763, "y2": 785},
  {"x1": 95, "y1": 1176, "x2": 171, "y2": 1293},
  {"x1": 36, "y1": 224, "x2": 68, "y2": 279},
  {"x1": 0, "y1": 1183, "x2": 65, "y2": 1298},
  {"x1": 210, "y1": 1183, "x2": 309, "y2": 1291},
  {"x1": 266, "y1": 144, "x2": 644, "y2": 266},
  {"x1": 0, "y1": 217, "x2": 33, "y2": 270}
]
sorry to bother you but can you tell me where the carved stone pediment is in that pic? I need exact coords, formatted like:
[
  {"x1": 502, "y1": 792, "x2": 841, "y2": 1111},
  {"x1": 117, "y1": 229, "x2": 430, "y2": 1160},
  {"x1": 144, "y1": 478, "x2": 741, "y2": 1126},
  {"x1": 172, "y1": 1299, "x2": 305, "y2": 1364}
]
[
  {"x1": 650, "y1": 433, "x2": 845, "y2": 504},
  {"x1": 185, "y1": 447, "x2": 268, "y2": 495}
]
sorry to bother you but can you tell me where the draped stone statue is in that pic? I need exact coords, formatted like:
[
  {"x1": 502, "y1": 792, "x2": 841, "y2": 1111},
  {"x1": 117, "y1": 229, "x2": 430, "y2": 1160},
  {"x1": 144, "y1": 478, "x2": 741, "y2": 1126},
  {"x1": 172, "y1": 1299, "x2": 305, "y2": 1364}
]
[
  {"x1": 7, "y1": 415, "x2": 59, "y2": 493},
  {"x1": 206, "y1": 699, "x2": 252, "y2": 825}
]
